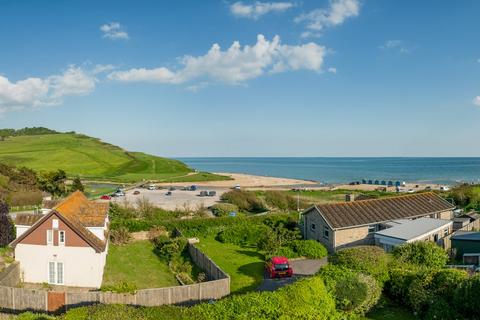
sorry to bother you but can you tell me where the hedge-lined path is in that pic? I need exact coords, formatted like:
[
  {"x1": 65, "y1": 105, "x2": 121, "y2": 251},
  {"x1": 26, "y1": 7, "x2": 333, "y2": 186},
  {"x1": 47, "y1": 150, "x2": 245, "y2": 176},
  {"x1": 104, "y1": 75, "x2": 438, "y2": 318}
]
[{"x1": 257, "y1": 257, "x2": 327, "y2": 292}]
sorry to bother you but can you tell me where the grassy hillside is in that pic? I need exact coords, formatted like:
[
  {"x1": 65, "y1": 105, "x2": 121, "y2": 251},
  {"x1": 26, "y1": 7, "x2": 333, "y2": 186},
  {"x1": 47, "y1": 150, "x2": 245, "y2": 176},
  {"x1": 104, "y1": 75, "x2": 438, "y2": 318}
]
[{"x1": 0, "y1": 133, "x2": 226, "y2": 183}]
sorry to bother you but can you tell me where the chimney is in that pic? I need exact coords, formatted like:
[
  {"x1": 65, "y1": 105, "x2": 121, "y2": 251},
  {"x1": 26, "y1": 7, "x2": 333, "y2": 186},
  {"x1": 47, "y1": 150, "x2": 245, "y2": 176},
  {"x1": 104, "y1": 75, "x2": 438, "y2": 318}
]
[{"x1": 346, "y1": 194, "x2": 355, "y2": 202}]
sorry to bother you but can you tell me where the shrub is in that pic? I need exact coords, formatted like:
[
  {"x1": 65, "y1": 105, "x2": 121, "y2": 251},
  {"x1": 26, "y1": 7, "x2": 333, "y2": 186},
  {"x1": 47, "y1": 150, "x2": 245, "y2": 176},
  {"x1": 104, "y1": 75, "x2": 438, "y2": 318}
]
[
  {"x1": 101, "y1": 281, "x2": 137, "y2": 294},
  {"x1": 264, "y1": 191, "x2": 301, "y2": 210},
  {"x1": 0, "y1": 202, "x2": 14, "y2": 246},
  {"x1": 221, "y1": 190, "x2": 267, "y2": 213},
  {"x1": 424, "y1": 298, "x2": 461, "y2": 320},
  {"x1": 147, "y1": 226, "x2": 169, "y2": 241},
  {"x1": 319, "y1": 265, "x2": 381, "y2": 315},
  {"x1": 217, "y1": 223, "x2": 269, "y2": 246},
  {"x1": 330, "y1": 246, "x2": 389, "y2": 283},
  {"x1": 153, "y1": 236, "x2": 187, "y2": 259},
  {"x1": 268, "y1": 246, "x2": 298, "y2": 259},
  {"x1": 109, "y1": 226, "x2": 132, "y2": 245},
  {"x1": 392, "y1": 242, "x2": 448, "y2": 269},
  {"x1": 430, "y1": 268, "x2": 467, "y2": 301},
  {"x1": 289, "y1": 240, "x2": 327, "y2": 259},
  {"x1": 211, "y1": 203, "x2": 238, "y2": 217},
  {"x1": 386, "y1": 266, "x2": 424, "y2": 304},
  {"x1": 453, "y1": 274, "x2": 480, "y2": 318}
]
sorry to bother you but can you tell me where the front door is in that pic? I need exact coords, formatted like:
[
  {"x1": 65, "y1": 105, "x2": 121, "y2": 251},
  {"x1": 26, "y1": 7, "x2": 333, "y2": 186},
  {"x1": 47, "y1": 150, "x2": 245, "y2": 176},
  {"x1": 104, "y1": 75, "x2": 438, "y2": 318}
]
[{"x1": 48, "y1": 262, "x2": 64, "y2": 285}]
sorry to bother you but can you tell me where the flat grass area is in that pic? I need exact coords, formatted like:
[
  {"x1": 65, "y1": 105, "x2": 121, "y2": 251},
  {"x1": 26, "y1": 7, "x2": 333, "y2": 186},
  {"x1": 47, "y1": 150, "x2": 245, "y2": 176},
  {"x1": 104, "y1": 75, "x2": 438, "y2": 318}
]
[
  {"x1": 196, "y1": 236, "x2": 265, "y2": 294},
  {"x1": 102, "y1": 241, "x2": 178, "y2": 289},
  {"x1": 0, "y1": 134, "x2": 226, "y2": 183}
]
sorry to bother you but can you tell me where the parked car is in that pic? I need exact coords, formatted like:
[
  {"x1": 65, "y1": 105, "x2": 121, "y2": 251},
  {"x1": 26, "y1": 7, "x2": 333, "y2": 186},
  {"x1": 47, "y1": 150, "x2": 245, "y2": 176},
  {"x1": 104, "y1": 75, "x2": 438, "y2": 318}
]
[
  {"x1": 265, "y1": 256, "x2": 293, "y2": 279},
  {"x1": 100, "y1": 195, "x2": 111, "y2": 200},
  {"x1": 233, "y1": 184, "x2": 241, "y2": 190},
  {"x1": 148, "y1": 185, "x2": 156, "y2": 191},
  {"x1": 133, "y1": 190, "x2": 141, "y2": 195},
  {"x1": 111, "y1": 191, "x2": 125, "y2": 197},
  {"x1": 199, "y1": 191, "x2": 208, "y2": 197},
  {"x1": 190, "y1": 185, "x2": 198, "y2": 191},
  {"x1": 166, "y1": 191, "x2": 172, "y2": 196},
  {"x1": 208, "y1": 191, "x2": 216, "y2": 197}
]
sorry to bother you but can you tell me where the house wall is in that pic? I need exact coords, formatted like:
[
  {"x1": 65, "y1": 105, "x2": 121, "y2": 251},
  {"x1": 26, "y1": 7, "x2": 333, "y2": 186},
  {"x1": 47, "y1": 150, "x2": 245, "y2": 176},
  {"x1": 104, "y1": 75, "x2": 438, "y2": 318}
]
[
  {"x1": 438, "y1": 210, "x2": 454, "y2": 220},
  {"x1": 15, "y1": 225, "x2": 30, "y2": 239},
  {"x1": 335, "y1": 226, "x2": 374, "y2": 250},
  {"x1": 303, "y1": 209, "x2": 335, "y2": 252},
  {"x1": 19, "y1": 213, "x2": 90, "y2": 248},
  {"x1": 15, "y1": 244, "x2": 106, "y2": 288}
]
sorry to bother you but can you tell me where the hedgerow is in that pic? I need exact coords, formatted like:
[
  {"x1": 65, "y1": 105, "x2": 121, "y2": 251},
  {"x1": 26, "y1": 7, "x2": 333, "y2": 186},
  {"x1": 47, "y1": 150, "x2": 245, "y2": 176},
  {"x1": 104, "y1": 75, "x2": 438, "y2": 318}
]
[{"x1": 392, "y1": 242, "x2": 448, "y2": 269}]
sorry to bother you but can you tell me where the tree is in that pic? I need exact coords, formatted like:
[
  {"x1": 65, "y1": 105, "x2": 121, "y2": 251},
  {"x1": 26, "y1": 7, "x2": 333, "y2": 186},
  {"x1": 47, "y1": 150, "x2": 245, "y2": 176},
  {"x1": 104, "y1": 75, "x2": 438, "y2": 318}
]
[
  {"x1": 70, "y1": 176, "x2": 85, "y2": 192},
  {"x1": 38, "y1": 169, "x2": 67, "y2": 198},
  {"x1": 0, "y1": 202, "x2": 14, "y2": 246}
]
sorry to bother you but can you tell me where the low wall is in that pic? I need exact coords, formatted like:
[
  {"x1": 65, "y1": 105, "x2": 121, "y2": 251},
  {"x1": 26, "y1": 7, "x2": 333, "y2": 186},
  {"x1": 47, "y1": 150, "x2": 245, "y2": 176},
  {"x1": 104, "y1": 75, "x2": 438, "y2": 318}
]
[
  {"x1": 0, "y1": 243, "x2": 230, "y2": 313},
  {"x1": 0, "y1": 262, "x2": 20, "y2": 287}
]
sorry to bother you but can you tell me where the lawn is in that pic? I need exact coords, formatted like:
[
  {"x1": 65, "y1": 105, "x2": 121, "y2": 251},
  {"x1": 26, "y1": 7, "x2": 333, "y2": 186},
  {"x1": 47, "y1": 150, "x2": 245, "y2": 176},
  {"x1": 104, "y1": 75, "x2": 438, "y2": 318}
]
[
  {"x1": 365, "y1": 297, "x2": 416, "y2": 320},
  {"x1": 102, "y1": 241, "x2": 178, "y2": 289},
  {"x1": 196, "y1": 236, "x2": 265, "y2": 293},
  {"x1": 0, "y1": 133, "x2": 227, "y2": 183}
]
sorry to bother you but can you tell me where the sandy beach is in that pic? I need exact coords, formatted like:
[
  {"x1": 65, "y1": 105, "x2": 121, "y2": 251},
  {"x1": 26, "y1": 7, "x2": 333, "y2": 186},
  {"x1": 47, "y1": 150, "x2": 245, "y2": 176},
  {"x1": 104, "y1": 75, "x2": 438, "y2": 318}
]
[{"x1": 157, "y1": 172, "x2": 318, "y2": 188}]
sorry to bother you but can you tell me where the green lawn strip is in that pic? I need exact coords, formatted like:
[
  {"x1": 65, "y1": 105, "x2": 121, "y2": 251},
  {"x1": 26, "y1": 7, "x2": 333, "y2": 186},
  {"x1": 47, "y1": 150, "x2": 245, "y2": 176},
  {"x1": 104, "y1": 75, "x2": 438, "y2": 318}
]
[
  {"x1": 102, "y1": 241, "x2": 178, "y2": 289},
  {"x1": 196, "y1": 236, "x2": 265, "y2": 294},
  {"x1": 285, "y1": 189, "x2": 399, "y2": 204},
  {"x1": 159, "y1": 172, "x2": 233, "y2": 183}
]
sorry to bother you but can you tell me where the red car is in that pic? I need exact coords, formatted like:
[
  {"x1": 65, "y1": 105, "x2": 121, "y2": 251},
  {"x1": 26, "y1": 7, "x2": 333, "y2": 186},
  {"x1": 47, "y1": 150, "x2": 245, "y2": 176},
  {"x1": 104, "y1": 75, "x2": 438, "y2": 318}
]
[
  {"x1": 100, "y1": 195, "x2": 111, "y2": 200},
  {"x1": 265, "y1": 256, "x2": 293, "y2": 279}
]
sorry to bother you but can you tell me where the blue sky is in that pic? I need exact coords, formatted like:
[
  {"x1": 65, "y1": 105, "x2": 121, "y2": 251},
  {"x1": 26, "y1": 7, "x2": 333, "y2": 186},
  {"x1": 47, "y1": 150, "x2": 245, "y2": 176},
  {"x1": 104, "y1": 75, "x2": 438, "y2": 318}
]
[{"x1": 1, "y1": 0, "x2": 479, "y2": 157}]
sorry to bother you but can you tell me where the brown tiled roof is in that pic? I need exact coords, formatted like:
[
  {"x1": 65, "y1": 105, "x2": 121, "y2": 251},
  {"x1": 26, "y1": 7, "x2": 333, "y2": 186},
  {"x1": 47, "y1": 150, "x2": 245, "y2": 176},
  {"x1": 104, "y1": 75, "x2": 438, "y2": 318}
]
[
  {"x1": 11, "y1": 191, "x2": 108, "y2": 253},
  {"x1": 54, "y1": 191, "x2": 108, "y2": 227},
  {"x1": 15, "y1": 214, "x2": 43, "y2": 226},
  {"x1": 311, "y1": 192, "x2": 454, "y2": 229}
]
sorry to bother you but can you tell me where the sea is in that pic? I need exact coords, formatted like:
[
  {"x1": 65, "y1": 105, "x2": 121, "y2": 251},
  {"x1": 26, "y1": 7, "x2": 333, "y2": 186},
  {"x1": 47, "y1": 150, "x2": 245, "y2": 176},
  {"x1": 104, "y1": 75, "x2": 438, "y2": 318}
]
[{"x1": 177, "y1": 157, "x2": 480, "y2": 185}]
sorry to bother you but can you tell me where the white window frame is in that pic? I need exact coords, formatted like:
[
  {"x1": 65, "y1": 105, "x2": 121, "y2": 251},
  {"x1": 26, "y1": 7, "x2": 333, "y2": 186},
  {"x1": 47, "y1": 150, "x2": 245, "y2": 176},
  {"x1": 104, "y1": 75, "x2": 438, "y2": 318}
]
[
  {"x1": 368, "y1": 225, "x2": 376, "y2": 234},
  {"x1": 58, "y1": 230, "x2": 66, "y2": 246},
  {"x1": 47, "y1": 230, "x2": 53, "y2": 245},
  {"x1": 310, "y1": 223, "x2": 316, "y2": 231},
  {"x1": 48, "y1": 261, "x2": 64, "y2": 285},
  {"x1": 52, "y1": 219, "x2": 59, "y2": 229},
  {"x1": 323, "y1": 226, "x2": 329, "y2": 239}
]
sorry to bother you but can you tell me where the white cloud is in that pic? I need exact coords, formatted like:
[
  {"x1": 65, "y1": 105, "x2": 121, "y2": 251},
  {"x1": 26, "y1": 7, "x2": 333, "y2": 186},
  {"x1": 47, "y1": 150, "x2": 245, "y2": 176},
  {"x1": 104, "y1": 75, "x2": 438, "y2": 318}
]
[
  {"x1": 230, "y1": 1, "x2": 294, "y2": 19},
  {"x1": 327, "y1": 67, "x2": 337, "y2": 74},
  {"x1": 108, "y1": 34, "x2": 326, "y2": 86},
  {"x1": 100, "y1": 22, "x2": 129, "y2": 40},
  {"x1": 0, "y1": 65, "x2": 111, "y2": 113},
  {"x1": 295, "y1": 0, "x2": 359, "y2": 37},
  {"x1": 473, "y1": 96, "x2": 480, "y2": 106},
  {"x1": 379, "y1": 40, "x2": 410, "y2": 54}
]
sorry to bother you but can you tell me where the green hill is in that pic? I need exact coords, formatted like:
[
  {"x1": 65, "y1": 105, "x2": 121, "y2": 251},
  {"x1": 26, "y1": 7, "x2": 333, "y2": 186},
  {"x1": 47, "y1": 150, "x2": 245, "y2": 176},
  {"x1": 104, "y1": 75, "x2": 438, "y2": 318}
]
[{"x1": 0, "y1": 132, "x2": 225, "y2": 183}]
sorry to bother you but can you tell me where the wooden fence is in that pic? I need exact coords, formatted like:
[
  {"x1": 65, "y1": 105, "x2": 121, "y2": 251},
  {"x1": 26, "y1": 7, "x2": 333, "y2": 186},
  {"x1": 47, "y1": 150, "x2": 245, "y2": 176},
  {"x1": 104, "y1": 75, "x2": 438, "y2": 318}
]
[{"x1": 0, "y1": 244, "x2": 230, "y2": 314}]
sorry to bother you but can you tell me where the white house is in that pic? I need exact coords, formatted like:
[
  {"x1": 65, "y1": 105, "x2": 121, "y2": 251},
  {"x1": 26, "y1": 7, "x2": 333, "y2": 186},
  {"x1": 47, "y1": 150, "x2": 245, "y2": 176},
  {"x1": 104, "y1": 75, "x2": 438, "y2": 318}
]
[{"x1": 10, "y1": 191, "x2": 109, "y2": 288}]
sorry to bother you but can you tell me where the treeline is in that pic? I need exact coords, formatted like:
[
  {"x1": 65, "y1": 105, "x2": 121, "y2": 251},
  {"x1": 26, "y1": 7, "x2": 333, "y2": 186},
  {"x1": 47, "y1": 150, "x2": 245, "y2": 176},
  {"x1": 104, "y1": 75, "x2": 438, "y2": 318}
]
[
  {"x1": 0, "y1": 163, "x2": 84, "y2": 206},
  {"x1": 447, "y1": 183, "x2": 480, "y2": 211},
  {"x1": 0, "y1": 127, "x2": 59, "y2": 139}
]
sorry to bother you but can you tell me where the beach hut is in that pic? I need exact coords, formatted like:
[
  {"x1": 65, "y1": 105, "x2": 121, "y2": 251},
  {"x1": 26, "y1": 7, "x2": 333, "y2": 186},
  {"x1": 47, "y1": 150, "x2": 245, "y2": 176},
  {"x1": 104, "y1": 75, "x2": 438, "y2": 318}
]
[
  {"x1": 362, "y1": 179, "x2": 367, "y2": 184},
  {"x1": 368, "y1": 180, "x2": 373, "y2": 185},
  {"x1": 381, "y1": 180, "x2": 387, "y2": 185},
  {"x1": 388, "y1": 181, "x2": 393, "y2": 186},
  {"x1": 374, "y1": 180, "x2": 380, "y2": 185},
  {"x1": 395, "y1": 181, "x2": 401, "y2": 187}
]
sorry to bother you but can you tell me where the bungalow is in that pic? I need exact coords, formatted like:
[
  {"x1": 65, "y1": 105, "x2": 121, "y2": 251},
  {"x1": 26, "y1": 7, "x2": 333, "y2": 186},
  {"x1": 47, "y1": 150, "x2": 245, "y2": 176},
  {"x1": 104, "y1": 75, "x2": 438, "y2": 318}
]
[
  {"x1": 302, "y1": 192, "x2": 454, "y2": 252},
  {"x1": 10, "y1": 191, "x2": 109, "y2": 288}
]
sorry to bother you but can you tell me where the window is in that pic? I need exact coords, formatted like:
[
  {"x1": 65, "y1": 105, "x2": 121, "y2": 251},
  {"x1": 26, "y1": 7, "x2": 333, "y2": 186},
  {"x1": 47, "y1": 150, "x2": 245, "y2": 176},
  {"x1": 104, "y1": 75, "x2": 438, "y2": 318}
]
[
  {"x1": 310, "y1": 223, "x2": 316, "y2": 231},
  {"x1": 444, "y1": 229, "x2": 448, "y2": 237},
  {"x1": 59, "y1": 231, "x2": 65, "y2": 245},
  {"x1": 48, "y1": 262, "x2": 56, "y2": 284},
  {"x1": 323, "y1": 226, "x2": 329, "y2": 239},
  {"x1": 52, "y1": 219, "x2": 59, "y2": 229},
  {"x1": 368, "y1": 225, "x2": 376, "y2": 234},
  {"x1": 48, "y1": 262, "x2": 64, "y2": 285},
  {"x1": 57, "y1": 262, "x2": 64, "y2": 284},
  {"x1": 47, "y1": 230, "x2": 53, "y2": 245}
]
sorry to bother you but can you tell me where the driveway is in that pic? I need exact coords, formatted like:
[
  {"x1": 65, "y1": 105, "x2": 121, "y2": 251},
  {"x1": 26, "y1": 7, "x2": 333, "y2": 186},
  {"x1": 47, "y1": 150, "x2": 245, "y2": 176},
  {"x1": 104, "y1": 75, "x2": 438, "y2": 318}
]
[{"x1": 257, "y1": 257, "x2": 327, "y2": 292}]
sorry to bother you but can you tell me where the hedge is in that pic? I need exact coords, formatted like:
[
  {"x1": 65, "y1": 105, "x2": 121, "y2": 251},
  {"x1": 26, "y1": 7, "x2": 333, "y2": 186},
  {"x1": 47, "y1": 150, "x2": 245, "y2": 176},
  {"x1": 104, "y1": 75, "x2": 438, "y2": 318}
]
[
  {"x1": 392, "y1": 242, "x2": 448, "y2": 269},
  {"x1": 330, "y1": 246, "x2": 390, "y2": 283}
]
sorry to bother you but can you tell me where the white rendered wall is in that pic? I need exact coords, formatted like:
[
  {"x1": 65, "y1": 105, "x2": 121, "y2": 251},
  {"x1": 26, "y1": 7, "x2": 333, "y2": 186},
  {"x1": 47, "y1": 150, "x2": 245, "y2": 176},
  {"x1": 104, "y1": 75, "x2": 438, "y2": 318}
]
[
  {"x1": 15, "y1": 244, "x2": 107, "y2": 288},
  {"x1": 15, "y1": 226, "x2": 30, "y2": 239}
]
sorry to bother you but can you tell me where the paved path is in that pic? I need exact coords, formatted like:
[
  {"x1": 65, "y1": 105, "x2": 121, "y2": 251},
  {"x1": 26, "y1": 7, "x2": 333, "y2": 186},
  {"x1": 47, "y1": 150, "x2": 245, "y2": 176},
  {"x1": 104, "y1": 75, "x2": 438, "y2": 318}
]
[{"x1": 257, "y1": 257, "x2": 327, "y2": 292}]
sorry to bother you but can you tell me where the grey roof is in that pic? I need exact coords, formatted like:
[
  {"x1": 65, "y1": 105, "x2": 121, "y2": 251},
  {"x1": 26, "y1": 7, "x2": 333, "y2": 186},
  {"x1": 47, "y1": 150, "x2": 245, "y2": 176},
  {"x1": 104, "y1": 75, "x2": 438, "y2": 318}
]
[
  {"x1": 451, "y1": 231, "x2": 480, "y2": 241},
  {"x1": 375, "y1": 218, "x2": 452, "y2": 241}
]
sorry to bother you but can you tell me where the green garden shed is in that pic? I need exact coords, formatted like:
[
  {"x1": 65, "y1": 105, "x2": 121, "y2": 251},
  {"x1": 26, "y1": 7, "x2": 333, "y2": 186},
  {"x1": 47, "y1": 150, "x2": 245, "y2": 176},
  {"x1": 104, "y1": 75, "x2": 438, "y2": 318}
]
[{"x1": 451, "y1": 231, "x2": 480, "y2": 264}]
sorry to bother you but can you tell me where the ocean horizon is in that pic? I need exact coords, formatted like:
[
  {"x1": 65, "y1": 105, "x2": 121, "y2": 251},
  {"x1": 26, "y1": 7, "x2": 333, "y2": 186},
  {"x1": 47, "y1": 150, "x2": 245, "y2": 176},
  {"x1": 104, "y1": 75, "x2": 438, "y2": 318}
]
[{"x1": 177, "y1": 157, "x2": 480, "y2": 185}]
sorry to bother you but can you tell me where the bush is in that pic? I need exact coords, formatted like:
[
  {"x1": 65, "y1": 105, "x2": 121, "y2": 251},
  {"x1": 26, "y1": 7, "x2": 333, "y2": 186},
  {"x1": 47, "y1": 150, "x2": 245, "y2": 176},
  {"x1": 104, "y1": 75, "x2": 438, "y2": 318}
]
[
  {"x1": 109, "y1": 227, "x2": 132, "y2": 245},
  {"x1": 330, "y1": 246, "x2": 390, "y2": 283},
  {"x1": 319, "y1": 265, "x2": 381, "y2": 315},
  {"x1": 153, "y1": 236, "x2": 187, "y2": 259},
  {"x1": 453, "y1": 274, "x2": 480, "y2": 318},
  {"x1": 221, "y1": 190, "x2": 267, "y2": 213},
  {"x1": 430, "y1": 268, "x2": 467, "y2": 301},
  {"x1": 217, "y1": 223, "x2": 269, "y2": 246},
  {"x1": 289, "y1": 240, "x2": 327, "y2": 259},
  {"x1": 268, "y1": 246, "x2": 298, "y2": 259},
  {"x1": 264, "y1": 191, "x2": 301, "y2": 210},
  {"x1": 392, "y1": 242, "x2": 448, "y2": 269},
  {"x1": 211, "y1": 203, "x2": 239, "y2": 217},
  {"x1": 424, "y1": 298, "x2": 461, "y2": 320},
  {"x1": 101, "y1": 281, "x2": 137, "y2": 293}
]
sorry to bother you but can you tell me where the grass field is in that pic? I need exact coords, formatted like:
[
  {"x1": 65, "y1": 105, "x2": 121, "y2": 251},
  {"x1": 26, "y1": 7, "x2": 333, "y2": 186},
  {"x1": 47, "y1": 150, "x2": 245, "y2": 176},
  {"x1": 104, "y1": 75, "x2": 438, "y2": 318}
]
[
  {"x1": 102, "y1": 241, "x2": 178, "y2": 289},
  {"x1": 284, "y1": 189, "x2": 399, "y2": 205},
  {"x1": 196, "y1": 236, "x2": 265, "y2": 294},
  {"x1": 0, "y1": 133, "x2": 226, "y2": 183}
]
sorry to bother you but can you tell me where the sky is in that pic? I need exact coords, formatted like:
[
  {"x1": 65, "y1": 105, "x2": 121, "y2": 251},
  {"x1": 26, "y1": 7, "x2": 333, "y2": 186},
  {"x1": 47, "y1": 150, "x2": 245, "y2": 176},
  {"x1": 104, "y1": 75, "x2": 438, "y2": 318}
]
[{"x1": 0, "y1": 0, "x2": 479, "y2": 157}]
